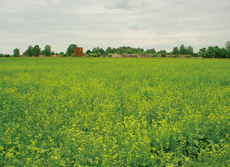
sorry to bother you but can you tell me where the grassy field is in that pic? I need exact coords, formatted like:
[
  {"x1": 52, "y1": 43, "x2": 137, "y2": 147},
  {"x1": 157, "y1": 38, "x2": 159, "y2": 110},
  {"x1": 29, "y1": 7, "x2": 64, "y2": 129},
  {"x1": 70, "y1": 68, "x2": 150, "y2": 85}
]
[{"x1": 0, "y1": 57, "x2": 230, "y2": 166}]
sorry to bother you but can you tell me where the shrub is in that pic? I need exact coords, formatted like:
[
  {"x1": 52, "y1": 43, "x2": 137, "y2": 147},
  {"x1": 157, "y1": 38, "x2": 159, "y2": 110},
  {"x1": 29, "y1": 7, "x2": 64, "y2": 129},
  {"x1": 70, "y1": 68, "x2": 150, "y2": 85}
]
[
  {"x1": 132, "y1": 54, "x2": 138, "y2": 58},
  {"x1": 97, "y1": 52, "x2": 102, "y2": 57},
  {"x1": 173, "y1": 54, "x2": 179, "y2": 58},
  {"x1": 186, "y1": 55, "x2": 192, "y2": 58},
  {"x1": 152, "y1": 54, "x2": 158, "y2": 57},
  {"x1": 87, "y1": 53, "x2": 98, "y2": 57},
  {"x1": 161, "y1": 53, "x2": 166, "y2": 57}
]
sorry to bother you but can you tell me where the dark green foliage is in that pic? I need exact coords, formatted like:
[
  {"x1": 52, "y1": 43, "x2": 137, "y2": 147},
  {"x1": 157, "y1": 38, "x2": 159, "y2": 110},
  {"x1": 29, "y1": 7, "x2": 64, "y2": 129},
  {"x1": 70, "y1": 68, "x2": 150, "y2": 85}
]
[
  {"x1": 33, "y1": 45, "x2": 41, "y2": 57},
  {"x1": 193, "y1": 53, "x2": 198, "y2": 57},
  {"x1": 161, "y1": 53, "x2": 166, "y2": 57},
  {"x1": 225, "y1": 41, "x2": 230, "y2": 50},
  {"x1": 198, "y1": 48, "x2": 207, "y2": 57},
  {"x1": 131, "y1": 54, "x2": 138, "y2": 58},
  {"x1": 0, "y1": 53, "x2": 10, "y2": 57},
  {"x1": 25, "y1": 45, "x2": 34, "y2": 57},
  {"x1": 173, "y1": 53, "x2": 179, "y2": 58},
  {"x1": 145, "y1": 48, "x2": 156, "y2": 54},
  {"x1": 179, "y1": 44, "x2": 187, "y2": 55},
  {"x1": 86, "y1": 53, "x2": 99, "y2": 57},
  {"x1": 91, "y1": 47, "x2": 105, "y2": 56},
  {"x1": 13, "y1": 48, "x2": 20, "y2": 57},
  {"x1": 187, "y1": 46, "x2": 193, "y2": 55},
  {"x1": 152, "y1": 53, "x2": 158, "y2": 57},
  {"x1": 105, "y1": 47, "x2": 113, "y2": 55},
  {"x1": 66, "y1": 44, "x2": 77, "y2": 56},
  {"x1": 97, "y1": 52, "x2": 102, "y2": 57},
  {"x1": 172, "y1": 47, "x2": 179, "y2": 55},
  {"x1": 90, "y1": 46, "x2": 147, "y2": 55},
  {"x1": 158, "y1": 50, "x2": 167, "y2": 55},
  {"x1": 199, "y1": 46, "x2": 229, "y2": 58},
  {"x1": 43, "y1": 45, "x2": 51, "y2": 56},
  {"x1": 86, "y1": 50, "x2": 91, "y2": 54}
]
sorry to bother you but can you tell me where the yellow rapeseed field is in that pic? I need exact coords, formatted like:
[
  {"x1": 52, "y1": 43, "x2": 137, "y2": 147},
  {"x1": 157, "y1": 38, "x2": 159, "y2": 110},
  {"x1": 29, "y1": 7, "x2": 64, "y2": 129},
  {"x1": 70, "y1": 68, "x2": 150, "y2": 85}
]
[{"x1": 0, "y1": 57, "x2": 230, "y2": 166}]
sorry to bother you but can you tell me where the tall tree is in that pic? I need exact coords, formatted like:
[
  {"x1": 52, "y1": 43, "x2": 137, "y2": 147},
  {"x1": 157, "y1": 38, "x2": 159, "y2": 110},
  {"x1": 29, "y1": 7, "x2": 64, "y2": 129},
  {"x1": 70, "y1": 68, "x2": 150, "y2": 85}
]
[
  {"x1": 26, "y1": 45, "x2": 34, "y2": 57},
  {"x1": 145, "y1": 48, "x2": 156, "y2": 54},
  {"x1": 13, "y1": 48, "x2": 20, "y2": 57},
  {"x1": 43, "y1": 45, "x2": 51, "y2": 56},
  {"x1": 33, "y1": 45, "x2": 41, "y2": 57},
  {"x1": 86, "y1": 50, "x2": 91, "y2": 54},
  {"x1": 225, "y1": 41, "x2": 230, "y2": 50},
  {"x1": 179, "y1": 44, "x2": 187, "y2": 55},
  {"x1": 105, "y1": 47, "x2": 112, "y2": 55},
  {"x1": 172, "y1": 47, "x2": 179, "y2": 55},
  {"x1": 187, "y1": 46, "x2": 193, "y2": 55},
  {"x1": 66, "y1": 44, "x2": 77, "y2": 56}
]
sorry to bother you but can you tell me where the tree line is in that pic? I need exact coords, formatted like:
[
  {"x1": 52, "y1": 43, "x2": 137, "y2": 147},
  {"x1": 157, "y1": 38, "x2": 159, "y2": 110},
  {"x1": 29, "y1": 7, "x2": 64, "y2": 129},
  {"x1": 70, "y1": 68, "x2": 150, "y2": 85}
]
[{"x1": 1, "y1": 41, "x2": 230, "y2": 58}]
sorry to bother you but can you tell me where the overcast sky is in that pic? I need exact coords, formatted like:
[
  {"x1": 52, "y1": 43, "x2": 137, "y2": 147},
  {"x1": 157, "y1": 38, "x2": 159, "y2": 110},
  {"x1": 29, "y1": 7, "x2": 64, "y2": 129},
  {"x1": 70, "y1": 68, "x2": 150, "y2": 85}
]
[{"x1": 0, "y1": 0, "x2": 230, "y2": 54}]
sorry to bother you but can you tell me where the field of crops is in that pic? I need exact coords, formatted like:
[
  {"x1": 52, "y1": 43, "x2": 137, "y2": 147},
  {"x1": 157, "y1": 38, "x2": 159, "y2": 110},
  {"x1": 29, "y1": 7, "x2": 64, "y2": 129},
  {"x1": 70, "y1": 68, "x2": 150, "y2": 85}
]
[{"x1": 0, "y1": 57, "x2": 230, "y2": 166}]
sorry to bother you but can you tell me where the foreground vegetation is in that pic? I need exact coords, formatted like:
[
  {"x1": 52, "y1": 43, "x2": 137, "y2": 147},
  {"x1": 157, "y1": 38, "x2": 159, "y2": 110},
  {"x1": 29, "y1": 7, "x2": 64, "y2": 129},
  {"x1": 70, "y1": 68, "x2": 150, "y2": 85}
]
[{"x1": 0, "y1": 58, "x2": 230, "y2": 166}]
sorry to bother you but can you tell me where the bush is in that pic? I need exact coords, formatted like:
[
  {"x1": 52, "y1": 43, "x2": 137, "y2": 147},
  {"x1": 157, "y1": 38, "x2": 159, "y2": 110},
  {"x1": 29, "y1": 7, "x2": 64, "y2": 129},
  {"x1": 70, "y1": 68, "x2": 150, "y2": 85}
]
[
  {"x1": 173, "y1": 54, "x2": 179, "y2": 58},
  {"x1": 186, "y1": 55, "x2": 192, "y2": 58},
  {"x1": 161, "y1": 53, "x2": 166, "y2": 57},
  {"x1": 132, "y1": 54, "x2": 138, "y2": 58},
  {"x1": 193, "y1": 53, "x2": 198, "y2": 57},
  {"x1": 62, "y1": 54, "x2": 67, "y2": 57},
  {"x1": 108, "y1": 54, "x2": 112, "y2": 57},
  {"x1": 86, "y1": 53, "x2": 98, "y2": 57},
  {"x1": 152, "y1": 54, "x2": 158, "y2": 57},
  {"x1": 97, "y1": 52, "x2": 102, "y2": 57}
]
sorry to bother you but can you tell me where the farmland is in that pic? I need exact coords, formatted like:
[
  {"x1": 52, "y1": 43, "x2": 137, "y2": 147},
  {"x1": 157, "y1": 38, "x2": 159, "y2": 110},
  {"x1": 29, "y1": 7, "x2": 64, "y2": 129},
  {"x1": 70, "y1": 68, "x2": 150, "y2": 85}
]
[{"x1": 0, "y1": 57, "x2": 230, "y2": 166}]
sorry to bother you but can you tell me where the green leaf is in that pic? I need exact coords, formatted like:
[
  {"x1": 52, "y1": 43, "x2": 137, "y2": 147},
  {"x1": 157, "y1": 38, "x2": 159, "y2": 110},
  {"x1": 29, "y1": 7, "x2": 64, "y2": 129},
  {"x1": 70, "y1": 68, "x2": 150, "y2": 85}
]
[{"x1": 193, "y1": 140, "x2": 200, "y2": 148}]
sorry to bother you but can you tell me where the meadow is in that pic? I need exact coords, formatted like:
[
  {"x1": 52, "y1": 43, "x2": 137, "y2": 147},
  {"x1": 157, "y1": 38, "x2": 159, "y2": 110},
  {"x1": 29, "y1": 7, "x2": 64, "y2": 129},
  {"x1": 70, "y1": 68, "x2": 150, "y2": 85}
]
[{"x1": 0, "y1": 57, "x2": 230, "y2": 166}]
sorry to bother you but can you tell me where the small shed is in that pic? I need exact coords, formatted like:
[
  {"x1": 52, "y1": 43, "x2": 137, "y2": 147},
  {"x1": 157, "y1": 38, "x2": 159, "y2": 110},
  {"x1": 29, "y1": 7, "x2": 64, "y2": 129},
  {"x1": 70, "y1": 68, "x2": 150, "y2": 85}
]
[{"x1": 73, "y1": 47, "x2": 83, "y2": 57}]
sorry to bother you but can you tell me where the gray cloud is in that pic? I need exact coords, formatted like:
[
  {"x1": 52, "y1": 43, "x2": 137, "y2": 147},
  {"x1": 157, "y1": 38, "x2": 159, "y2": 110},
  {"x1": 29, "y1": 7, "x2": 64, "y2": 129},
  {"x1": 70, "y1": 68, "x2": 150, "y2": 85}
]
[{"x1": 0, "y1": 0, "x2": 230, "y2": 54}]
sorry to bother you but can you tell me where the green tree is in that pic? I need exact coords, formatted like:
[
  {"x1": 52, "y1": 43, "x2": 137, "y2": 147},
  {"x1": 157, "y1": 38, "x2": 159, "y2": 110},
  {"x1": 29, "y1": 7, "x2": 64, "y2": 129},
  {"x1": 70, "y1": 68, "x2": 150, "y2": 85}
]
[
  {"x1": 33, "y1": 45, "x2": 41, "y2": 57},
  {"x1": 86, "y1": 50, "x2": 91, "y2": 54},
  {"x1": 13, "y1": 48, "x2": 20, "y2": 57},
  {"x1": 198, "y1": 48, "x2": 207, "y2": 57},
  {"x1": 172, "y1": 47, "x2": 179, "y2": 55},
  {"x1": 92, "y1": 47, "x2": 105, "y2": 55},
  {"x1": 25, "y1": 45, "x2": 34, "y2": 57},
  {"x1": 43, "y1": 45, "x2": 51, "y2": 56},
  {"x1": 187, "y1": 46, "x2": 193, "y2": 55},
  {"x1": 145, "y1": 48, "x2": 156, "y2": 54},
  {"x1": 206, "y1": 46, "x2": 220, "y2": 58},
  {"x1": 158, "y1": 50, "x2": 167, "y2": 54},
  {"x1": 66, "y1": 44, "x2": 77, "y2": 56},
  {"x1": 225, "y1": 41, "x2": 230, "y2": 50},
  {"x1": 179, "y1": 44, "x2": 187, "y2": 55},
  {"x1": 105, "y1": 47, "x2": 112, "y2": 55}
]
